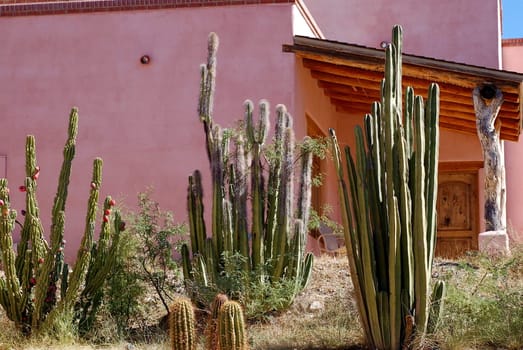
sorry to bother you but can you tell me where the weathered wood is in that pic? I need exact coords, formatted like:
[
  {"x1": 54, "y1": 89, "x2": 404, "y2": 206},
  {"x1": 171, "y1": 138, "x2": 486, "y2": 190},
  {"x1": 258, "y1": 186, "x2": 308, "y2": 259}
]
[
  {"x1": 473, "y1": 85, "x2": 506, "y2": 231},
  {"x1": 439, "y1": 161, "x2": 484, "y2": 172}
]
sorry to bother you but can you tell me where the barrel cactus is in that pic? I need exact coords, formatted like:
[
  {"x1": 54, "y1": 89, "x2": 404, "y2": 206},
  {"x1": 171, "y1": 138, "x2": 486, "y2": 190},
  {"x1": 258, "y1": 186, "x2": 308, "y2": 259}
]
[
  {"x1": 217, "y1": 300, "x2": 248, "y2": 350},
  {"x1": 205, "y1": 293, "x2": 229, "y2": 350},
  {"x1": 330, "y1": 25, "x2": 446, "y2": 349},
  {"x1": 169, "y1": 297, "x2": 197, "y2": 350},
  {"x1": 181, "y1": 32, "x2": 313, "y2": 317}
]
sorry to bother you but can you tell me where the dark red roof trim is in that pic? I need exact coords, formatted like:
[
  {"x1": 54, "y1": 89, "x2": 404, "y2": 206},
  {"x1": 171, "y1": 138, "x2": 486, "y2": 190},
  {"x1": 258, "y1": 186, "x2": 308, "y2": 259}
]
[
  {"x1": 0, "y1": 0, "x2": 294, "y2": 17},
  {"x1": 503, "y1": 38, "x2": 523, "y2": 47}
]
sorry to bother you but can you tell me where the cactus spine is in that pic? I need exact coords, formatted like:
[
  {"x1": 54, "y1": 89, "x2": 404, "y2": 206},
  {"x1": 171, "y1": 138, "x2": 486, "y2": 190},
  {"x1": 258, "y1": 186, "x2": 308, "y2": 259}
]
[
  {"x1": 169, "y1": 298, "x2": 196, "y2": 350},
  {"x1": 181, "y1": 32, "x2": 313, "y2": 314},
  {"x1": 330, "y1": 25, "x2": 445, "y2": 349},
  {"x1": 0, "y1": 107, "x2": 122, "y2": 336},
  {"x1": 205, "y1": 293, "x2": 229, "y2": 350},
  {"x1": 217, "y1": 300, "x2": 248, "y2": 350}
]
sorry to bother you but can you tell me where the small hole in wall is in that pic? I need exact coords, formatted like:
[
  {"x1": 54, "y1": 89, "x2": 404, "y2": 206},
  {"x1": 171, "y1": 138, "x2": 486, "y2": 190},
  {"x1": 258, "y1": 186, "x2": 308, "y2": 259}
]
[{"x1": 140, "y1": 55, "x2": 151, "y2": 65}]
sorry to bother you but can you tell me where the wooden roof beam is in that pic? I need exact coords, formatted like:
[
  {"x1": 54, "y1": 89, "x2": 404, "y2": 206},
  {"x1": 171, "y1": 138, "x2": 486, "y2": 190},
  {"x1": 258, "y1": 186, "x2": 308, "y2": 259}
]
[{"x1": 311, "y1": 68, "x2": 521, "y2": 103}]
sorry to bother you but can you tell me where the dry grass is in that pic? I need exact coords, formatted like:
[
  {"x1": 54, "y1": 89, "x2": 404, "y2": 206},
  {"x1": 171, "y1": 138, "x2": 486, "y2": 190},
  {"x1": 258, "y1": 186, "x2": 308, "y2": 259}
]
[
  {"x1": 248, "y1": 256, "x2": 364, "y2": 350},
  {"x1": 1, "y1": 251, "x2": 522, "y2": 349},
  {"x1": 429, "y1": 246, "x2": 523, "y2": 350}
]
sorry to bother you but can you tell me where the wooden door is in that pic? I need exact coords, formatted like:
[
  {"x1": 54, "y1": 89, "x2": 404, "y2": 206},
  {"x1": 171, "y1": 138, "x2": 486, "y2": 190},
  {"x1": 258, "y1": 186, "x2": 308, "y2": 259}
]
[{"x1": 435, "y1": 162, "x2": 482, "y2": 259}]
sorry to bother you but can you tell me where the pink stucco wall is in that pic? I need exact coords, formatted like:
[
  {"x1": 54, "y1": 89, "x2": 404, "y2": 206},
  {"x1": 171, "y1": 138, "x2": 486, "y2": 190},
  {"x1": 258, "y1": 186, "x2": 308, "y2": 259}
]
[
  {"x1": 502, "y1": 42, "x2": 523, "y2": 243},
  {"x1": 503, "y1": 43, "x2": 523, "y2": 72},
  {"x1": 1, "y1": 0, "x2": 517, "y2": 261},
  {"x1": 303, "y1": 0, "x2": 502, "y2": 69},
  {"x1": 0, "y1": 4, "x2": 298, "y2": 261}
]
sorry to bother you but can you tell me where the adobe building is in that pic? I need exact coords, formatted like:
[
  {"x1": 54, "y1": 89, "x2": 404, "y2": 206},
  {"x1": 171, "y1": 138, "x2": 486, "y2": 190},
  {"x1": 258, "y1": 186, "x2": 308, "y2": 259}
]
[{"x1": 0, "y1": 0, "x2": 522, "y2": 259}]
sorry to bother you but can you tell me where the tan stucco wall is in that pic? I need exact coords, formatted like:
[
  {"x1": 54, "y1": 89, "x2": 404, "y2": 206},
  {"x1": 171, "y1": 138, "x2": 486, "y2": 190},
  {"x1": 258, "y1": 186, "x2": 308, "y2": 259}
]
[
  {"x1": 297, "y1": 0, "x2": 504, "y2": 239},
  {"x1": 296, "y1": 53, "x2": 487, "y2": 234}
]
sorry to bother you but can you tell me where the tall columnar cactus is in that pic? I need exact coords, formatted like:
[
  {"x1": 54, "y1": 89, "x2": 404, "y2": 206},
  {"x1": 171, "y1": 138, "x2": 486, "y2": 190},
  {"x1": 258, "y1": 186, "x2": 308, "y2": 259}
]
[
  {"x1": 76, "y1": 196, "x2": 122, "y2": 335},
  {"x1": 181, "y1": 32, "x2": 313, "y2": 314},
  {"x1": 330, "y1": 25, "x2": 445, "y2": 349},
  {"x1": 217, "y1": 300, "x2": 248, "y2": 350},
  {"x1": 169, "y1": 297, "x2": 197, "y2": 350},
  {"x1": 0, "y1": 179, "x2": 23, "y2": 324},
  {"x1": 0, "y1": 107, "x2": 122, "y2": 335}
]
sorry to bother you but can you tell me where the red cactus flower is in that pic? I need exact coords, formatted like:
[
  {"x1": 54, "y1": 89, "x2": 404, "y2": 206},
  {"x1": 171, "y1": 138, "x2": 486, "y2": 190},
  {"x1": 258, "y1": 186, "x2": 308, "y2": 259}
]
[
  {"x1": 38, "y1": 258, "x2": 44, "y2": 264},
  {"x1": 32, "y1": 172, "x2": 40, "y2": 180},
  {"x1": 90, "y1": 182, "x2": 97, "y2": 190},
  {"x1": 0, "y1": 199, "x2": 4, "y2": 206},
  {"x1": 29, "y1": 277, "x2": 36, "y2": 285},
  {"x1": 19, "y1": 185, "x2": 26, "y2": 192},
  {"x1": 103, "y1": 215, "x2": 109, "y2": 223},
  {"x1": 109, "y1": 199, "x2": 116, "y2": 207},
  {"x1": 104, "y1": 209, "x2": 111, "y2": 216}
]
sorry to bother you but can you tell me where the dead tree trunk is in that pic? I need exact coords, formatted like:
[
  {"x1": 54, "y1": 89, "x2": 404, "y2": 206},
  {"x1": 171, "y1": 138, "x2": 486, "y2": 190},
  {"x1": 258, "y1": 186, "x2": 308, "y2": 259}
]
[{"x1": 473, "y1": 85, "x2": 506, "y2": 231}]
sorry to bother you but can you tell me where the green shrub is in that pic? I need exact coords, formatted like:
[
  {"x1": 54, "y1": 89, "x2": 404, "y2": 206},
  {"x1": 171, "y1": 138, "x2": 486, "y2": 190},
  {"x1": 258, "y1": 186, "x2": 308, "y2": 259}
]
[
  {"x1": 104, "y1": 225, "x2": 147, "y2": 337},
  {"x1": 127, "y1": 190, "x2": 187, "y2": 314},
  {"x1": 92, "y1": 190, "x2": 187, "y2": 343},
  {"x1": 432, "y1": 247, "x2": 523, "y2": 349}
]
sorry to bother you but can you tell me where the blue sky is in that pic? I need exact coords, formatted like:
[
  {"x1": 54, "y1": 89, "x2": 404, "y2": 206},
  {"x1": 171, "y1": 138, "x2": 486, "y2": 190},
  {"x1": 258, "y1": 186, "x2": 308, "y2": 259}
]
[{"x1": 502, "y1": 0, "x2": 523, "y2": 38}]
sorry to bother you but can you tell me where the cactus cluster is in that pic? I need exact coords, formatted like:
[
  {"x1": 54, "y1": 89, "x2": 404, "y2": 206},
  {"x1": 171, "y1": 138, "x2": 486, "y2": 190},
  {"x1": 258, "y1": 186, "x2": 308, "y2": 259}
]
[
  {"x1": 169, "y1": 295, "x2": 248, "y2": 350},
  {"x1": 330, "y1": 25, "x2": 446, "y2": 349},
  {"x1": 181, "y1": 32, "x2": 313, "y2": 313},
  {"x1": 0, "y1": 107, "x2": 123, "y2": 335}
]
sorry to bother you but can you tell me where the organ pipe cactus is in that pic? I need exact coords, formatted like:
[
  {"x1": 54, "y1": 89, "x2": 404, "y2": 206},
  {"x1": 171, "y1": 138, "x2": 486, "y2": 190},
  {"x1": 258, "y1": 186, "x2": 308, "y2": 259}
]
[
  {"x1": 217, "y1": 300, "x2": 248, "y2": 350},
  {"x1": 330, "y1": 25, "x2": 445, "y2": 349},
  {"x1": 76, "y1": 196, "x2": 122, "y2": 335},
  {"x1": 0, "y1": 107, "x2": 122, "y2": 335},
  {"x1": 169, "y1": 297, "x2": 197, "y2": 350},
  {"x1": 181, "y1": 32, "x2": 313, "y2": 313}
]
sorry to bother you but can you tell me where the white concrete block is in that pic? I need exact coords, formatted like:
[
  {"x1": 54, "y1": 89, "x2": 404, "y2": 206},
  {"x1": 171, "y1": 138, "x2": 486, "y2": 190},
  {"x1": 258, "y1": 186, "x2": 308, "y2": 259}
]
[{"x1": 478, "y1": 230, "x2": 510, "y2": 255}]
